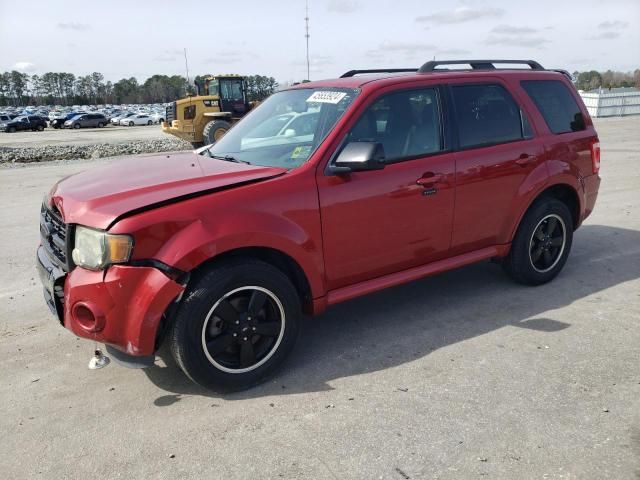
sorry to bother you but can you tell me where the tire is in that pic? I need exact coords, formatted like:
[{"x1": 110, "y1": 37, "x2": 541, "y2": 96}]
[
  {"x1": 202, "y1": 119, "x2": 231, "y2": 145},
  {"x1": 129, "y1": 121, "x2": 134, "y2": 126},
  {"x1": 8, "y1": 127, "x2": 16, "y2": 133},
  {"x1": 97, "y1": 122, "x2": 104, "y2": 128},
  {"x1": 73, "y1": 123, "x2": 80, "y2": 129},
  {"x1": 147, "y1": 120, "x2": 153, "y2": 125},
  {"x1": 503, "y1": 197, "x2": 573, "y2": 285},
  {"x1": 36, "y1": 124, "x2": 44, "y2": 131},
  {"x1": 169, "y1": 259, "x2": 301, "y2": 391}
]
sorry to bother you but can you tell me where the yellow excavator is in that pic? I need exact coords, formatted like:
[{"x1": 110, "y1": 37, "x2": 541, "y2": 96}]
[{"x1": 161, "y1": 74, "x2": 256, "y2": 147}]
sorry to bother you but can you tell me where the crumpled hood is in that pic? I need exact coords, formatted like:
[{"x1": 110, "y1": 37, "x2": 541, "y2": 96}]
[{"x1": 48, "y1": 151, "x2": 286, "y2": 229}]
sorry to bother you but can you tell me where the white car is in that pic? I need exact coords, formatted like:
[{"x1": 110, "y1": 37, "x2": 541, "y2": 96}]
[
  {"x1": 111, "y1": 112, "x2": 135, "y2": 125},
  {"x1": 150, "y1": 112, "x2": 165, "y2": 124},
  {"x1": 120, "y1": 114, "x2": 153, "y2": 126}
]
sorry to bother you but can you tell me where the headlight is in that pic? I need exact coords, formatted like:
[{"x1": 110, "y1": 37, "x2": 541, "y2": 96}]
[
  {"x1": 72, "y1": 226, "x2": 133, "y2": 270},
  {"x1": 0, "y1": 123, "x2": 6, "y2": 127}
]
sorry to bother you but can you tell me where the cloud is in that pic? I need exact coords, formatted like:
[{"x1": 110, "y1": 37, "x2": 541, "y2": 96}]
[
  {"x1": 435, "y1": 48, "x2": 472, "y2": 55},
  {"x1": 416, "y1": 7, "x2": 504, "y2": 25},
  {"x1": 598, "y1": 20, "x2": 628, "y2": 29},
  {"x1": 204, "y1": 50, "x2": 259, "y2": 65},
  {"x1": 57, "y1": 22, "x2": 90, "y2": 31},
  {"x1": 484, "y1": 36, "x2": 550, "y2": 48},
  {"x1": 589, "y1": 31, "x2": 621, "y2": 40},
  {"x1": 491, "y1": 25, "x2": 538, "y2": 35},
  {"x1": 327, "y1": 0, "x2": 359, "y2": 13},
  {"x1": 13, "y1": 62, "x2": 36, "y2": 73},
  {"x1": 292, "y1": 55, "x2": 334, "y2": 67},
  {"x1": 368, "y1": 41, "x2": 438, "y2": 59}
]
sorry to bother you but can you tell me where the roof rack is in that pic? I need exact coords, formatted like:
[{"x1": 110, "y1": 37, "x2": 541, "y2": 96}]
[
  {"x1": 418, "y1": 59, "x2": 544, "y2": 73},
  {"x1": 340, "y1": 69, "x2": 417, "y2": 78}
]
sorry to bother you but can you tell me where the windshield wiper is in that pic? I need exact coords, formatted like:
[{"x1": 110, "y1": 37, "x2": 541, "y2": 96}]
[{"x1": 209, "y1": 153, "x2": 250, "y2": 165}]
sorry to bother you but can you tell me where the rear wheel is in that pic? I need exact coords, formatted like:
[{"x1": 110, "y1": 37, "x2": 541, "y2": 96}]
[
  {"x1": 503, "y1": 198, "x2": 573, "y2": 285},
  {"x1": 97, "y1": 122, "x2": 104, "y2": 128},
  {"x1": 202, "y1": 120, "x2": 231, "y2": 145},
  {"x1": 169, "y1": 259, "x2": 301, "y2": 391}
]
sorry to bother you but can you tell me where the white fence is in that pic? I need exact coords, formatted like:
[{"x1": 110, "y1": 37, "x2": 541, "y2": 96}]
[{"x1": 579, "y1": 89, "x2": 640, "y2": 118}]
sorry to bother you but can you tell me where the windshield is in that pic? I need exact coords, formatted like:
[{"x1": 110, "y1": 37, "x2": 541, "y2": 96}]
[{"x1": 204, "y1": 87, "x2": 358, "y2": 169}]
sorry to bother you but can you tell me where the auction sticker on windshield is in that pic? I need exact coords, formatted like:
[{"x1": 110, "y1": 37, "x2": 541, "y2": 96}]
[{"x1": 306, "y1": 91, "x2": 347, "y2": 104}]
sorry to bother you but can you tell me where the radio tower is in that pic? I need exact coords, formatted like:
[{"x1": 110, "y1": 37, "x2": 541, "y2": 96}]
[{"x1": 305, "y1": 0, "x2": 310, "y2": 81}]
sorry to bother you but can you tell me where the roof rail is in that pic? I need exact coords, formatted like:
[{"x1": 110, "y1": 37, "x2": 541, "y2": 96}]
[
  {"x1": 418, "y1": 59, "x2": 544, "y2": 73},
  {"x1": 340, "y1": 68, "x2": 417, "y2": 78}
]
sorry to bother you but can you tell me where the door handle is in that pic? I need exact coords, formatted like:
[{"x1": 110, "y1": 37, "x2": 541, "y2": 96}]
[
  {"x1": 416, "y1": 173, "x2": 443, "y2": 186},
  {"x1": 515, "y1": 153, "x2": 537, "y2": 166}
]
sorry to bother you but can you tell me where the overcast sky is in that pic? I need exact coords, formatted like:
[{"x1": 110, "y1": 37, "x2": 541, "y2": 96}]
[{"x1": 0, "y1": 0, "x2": 638, "y2": 83}]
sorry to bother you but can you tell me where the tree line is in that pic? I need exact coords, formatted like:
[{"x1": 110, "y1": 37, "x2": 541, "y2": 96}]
[
  {"x1": 573, "y1": 69, "x2": 640, "y2": 91},
  {"x1": 0, "y1": 71, "x2": 279, "y2": 107}
]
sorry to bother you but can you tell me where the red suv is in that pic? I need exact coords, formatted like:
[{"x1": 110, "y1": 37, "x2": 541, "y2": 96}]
[{"x1": 37, "y1": 60, "x2": 600, "y2": 390}]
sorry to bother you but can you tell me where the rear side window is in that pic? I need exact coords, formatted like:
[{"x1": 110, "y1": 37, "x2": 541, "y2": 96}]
[
  {"x1": 452, "y1": 84, "x2": 525, "y2": 148},
  {"x1": 521, "y1": 80, "x2": 585, "y2": 134},
  {"x1": 348, "y1": 88, "x2": 443, "y2": 161}
]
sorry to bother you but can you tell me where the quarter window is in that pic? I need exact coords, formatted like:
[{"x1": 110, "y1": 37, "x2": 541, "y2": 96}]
[
  {"x1": 348, "y1": 88, "x2": 443, "y2": 161},
  {"x1": 452, "y1": 84, "x2": 525, "y2": 148},
  {"x1": 521, "y1": 80, "x2": 586, "y2": 134}
]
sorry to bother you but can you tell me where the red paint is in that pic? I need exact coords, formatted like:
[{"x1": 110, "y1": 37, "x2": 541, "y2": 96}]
[{"x1": 43, "y1": 69, "x2": 600, "y2": 358}]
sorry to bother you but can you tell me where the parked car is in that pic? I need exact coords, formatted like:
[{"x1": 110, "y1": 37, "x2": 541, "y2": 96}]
[
  {"x1": 150, "y1": 112, "x2": 165, "y2": 124},
  {"x1": 1, "y1": 115, "x2": 47, "y2": 132},
  {"x1": 37, "y1": 59, "x2": 601, "y2": 391},
  {"x1": 120, "y1": 114, "x2": 153, "y2": 126},
  {"x1": 0, "y1": 113, "x2": 19, "y2": 123},
  {"x1": 51, "y1": 111, "x2": 86, "y2": 129},
  {"x1": 111, "y1": 112, "x2": 134, "y2": 125},
  {"x1": 64, "y1": 113, "x2": 108, "y2": 129}
]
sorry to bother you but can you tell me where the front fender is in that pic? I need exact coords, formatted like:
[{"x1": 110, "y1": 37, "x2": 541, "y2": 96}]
[{"x1": 136, "y1": 211, "x2": 326, "y2": 300}]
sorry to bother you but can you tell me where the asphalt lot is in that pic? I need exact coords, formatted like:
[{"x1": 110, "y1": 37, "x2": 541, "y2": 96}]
[
  {"x1": 0, "y1": 123, "x2": 165, "y2": 148},
  {"x1": 0, "y1": 116, "x2": 639, "y2": 479}
]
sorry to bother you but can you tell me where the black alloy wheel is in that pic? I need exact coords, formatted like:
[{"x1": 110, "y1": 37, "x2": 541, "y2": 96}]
[
  {"x1": 202, "y1": 286, "x2": 285, "y2": 373},
  {"x1": 529, "y1": 214, "x2": 566, "y2": 273}
]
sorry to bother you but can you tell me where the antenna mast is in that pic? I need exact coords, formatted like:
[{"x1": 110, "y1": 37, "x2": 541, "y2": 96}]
[
  {"x1": 305, "y1": 1, "x2": 310, "y2": 81},
  {"x1": 183, "y1": 48, "x2": 191, "y2": 94}
]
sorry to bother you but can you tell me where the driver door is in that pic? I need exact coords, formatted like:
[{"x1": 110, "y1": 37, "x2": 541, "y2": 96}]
[{"x1": 316, "y1": 86, "x2": 456, "y2": 291}]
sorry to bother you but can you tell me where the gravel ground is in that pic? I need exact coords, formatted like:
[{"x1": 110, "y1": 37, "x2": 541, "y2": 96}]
[
  {"x1": 0, "y1": 116, "x2": 639, "y2": 480},
  {"x1": 0, "y1": 125, "x2": 191, "y2": 163}
]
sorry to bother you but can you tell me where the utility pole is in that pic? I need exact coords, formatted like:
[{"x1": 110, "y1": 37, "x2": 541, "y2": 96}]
[{"x1": 305, "y1": 0, "x2": 310, "y2": 81}]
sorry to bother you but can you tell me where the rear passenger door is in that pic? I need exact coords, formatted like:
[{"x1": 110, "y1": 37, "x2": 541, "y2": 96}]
[{"x1": 449, "y1": 81, "x2": 546, "y2": 255}]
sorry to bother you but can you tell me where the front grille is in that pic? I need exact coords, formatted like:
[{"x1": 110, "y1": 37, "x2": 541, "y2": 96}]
[
  {"x1": 165, "y1": 102, "x2": 176, "y2": 123},
  {"x1": 40, "y1": 204, "x2": 73, "y2": 272}
]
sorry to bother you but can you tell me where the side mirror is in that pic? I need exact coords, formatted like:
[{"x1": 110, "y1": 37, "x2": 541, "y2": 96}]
[
  {"x1": 329, "y1": 141, "x2": 386, "y2": 174},
  {"x1": 283, "y1": 128, "x2": 296, "y2": 137}
]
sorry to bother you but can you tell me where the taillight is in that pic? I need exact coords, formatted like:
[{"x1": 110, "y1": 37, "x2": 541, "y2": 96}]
[{"x1": 591, "y1": 140, "x2": 600, "y2": 174}]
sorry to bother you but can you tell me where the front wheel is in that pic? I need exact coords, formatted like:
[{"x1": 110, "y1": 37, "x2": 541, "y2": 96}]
[
  {"x1": 169, "y1": 259, "x2": 301, "y2": 391},
  {"x1": 503, "y1": 198, "x2": 573, "y2": 285},
  {"x1": 73, "y1": 123, "x2": 80, "y2": 129},
  {"x1": 128, "y1": 121, "x2": 134, "y2": 126},
  {"x1": 202, "y1": 119, "x2": 231, "y2": 145},
  {"x1": 147, "y1": 120, "x2": 153, "y2": 125},
  {"x1": 37, "y1": 124, "x2": 44, "y2": 131}
]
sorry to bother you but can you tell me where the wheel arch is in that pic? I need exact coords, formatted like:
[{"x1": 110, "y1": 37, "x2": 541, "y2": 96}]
[
  {"x1": 188, "y1": 246, "x2": 313, "y2": 313},
  {"x1": 509, "y1": 182, "x2": 581, "y2": 243}
]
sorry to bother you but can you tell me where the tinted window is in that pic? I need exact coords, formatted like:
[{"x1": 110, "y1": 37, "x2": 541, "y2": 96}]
[
  {"x1": 521, "y1": 80, "x2": 585, "y2": 134},
  {"x1": 349, "y1": 88, "x2": 443, "y2": 160},
  {"x1": 452, "y1": 84, "x2": 524, "y2": 148}
]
